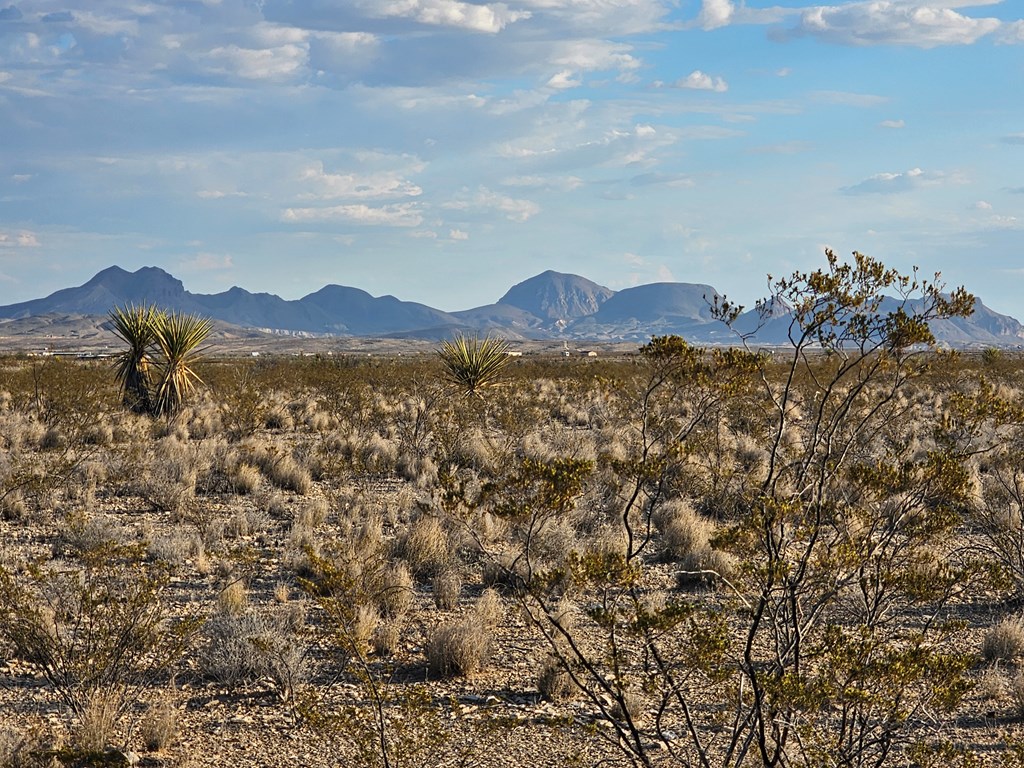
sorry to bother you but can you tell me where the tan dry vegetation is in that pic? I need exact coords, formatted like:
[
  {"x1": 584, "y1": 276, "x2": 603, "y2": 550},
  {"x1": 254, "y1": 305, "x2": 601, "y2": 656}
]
[{"x1": 8, "y1": 297, "x2": 1024, "y2": 765}]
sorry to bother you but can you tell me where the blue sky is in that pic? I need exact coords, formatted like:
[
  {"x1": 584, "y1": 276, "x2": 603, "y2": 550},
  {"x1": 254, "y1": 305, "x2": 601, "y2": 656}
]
[{"x1": 0, "y1": 0, "x2": 1022, "y2": 315}]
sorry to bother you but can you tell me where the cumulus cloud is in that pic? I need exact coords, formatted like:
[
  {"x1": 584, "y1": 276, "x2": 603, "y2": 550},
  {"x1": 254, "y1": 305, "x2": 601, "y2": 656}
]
[
  {"x1": 282, "y1": 203, "x2": 425, "y2": 226},
  {"x1": 791, "y1": 1, "x2": 1002, "y2": 48},
  {"x1": 696, "y1": 0, "x2": 734, "y2": 29},
  {"x1": 448, "y1": 228, "x2": 469, "y2": 240},
  {"x1": 998, "y1": 19, "x2": 1024, "y2": 43},
  {"x1": 841, "y1": 167, "x2": 952, "y2": 194},
  {"x1": 675, "y1": 70, "x2": 728, "y2": 92}
]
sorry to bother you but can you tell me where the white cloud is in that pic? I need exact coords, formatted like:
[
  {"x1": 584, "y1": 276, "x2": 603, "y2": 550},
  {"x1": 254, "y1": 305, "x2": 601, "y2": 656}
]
[
  {"x1": 449, "y1": 228, "x2": 469, "y2": 240},
  {"x1": 550, "y1": 40, "x2": 641, "y2": 75},
  {"x1": 282, "y1": 203, "x2": 425, "y2": 226},
  {"x1": 197, "y1": 189, "x2": 248, "y2": 199},
  {"x1": 676, "y1": 70, "x2": 728, "y2": 92},
  {"x1": 445, "y1": 187, "x2": 541, "y2": 222},
  {"x1": 793, "y1": 1, "x2": 1002, "y2": 48},
  {"x1": 696, "y1": 0, "x2": 734, "y2": 30},
  {"x1": 298, "y1": 161, "x2": 423, "y2": 200},
  {"x1": 974, "y1": 200, "x2": 992, "y2": 210},
  {"x1": 841, "y1": 167, "x2": 955, "y2": 194},
  {"x1": 998, "y1": 19, "x2": 1024, "y2": 43},
  {"x1": 204, "y1": 43, "x2": 308, "y2": 80},
  {"x1": 0, "y1": 230, "x2": 40, "y2": 248},
  {"x1": 373, "y1": 0, "x2": 531, "y2": 33},
  {"x1": 880, "y1": 118, "x2": 906, "y2": 128},
  {"x1": 546, "y1": 70, "x2": 582, "y2": 90}
]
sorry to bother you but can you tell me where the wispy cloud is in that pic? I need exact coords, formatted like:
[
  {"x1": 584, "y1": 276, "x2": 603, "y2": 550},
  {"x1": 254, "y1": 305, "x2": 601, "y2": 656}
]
[
  {"x1": 0, "y1": 230, "x2": 40, "y2": 248},
  {"x1": 178, "y1": 252, "x2": 234, "y2": 272},
  {"x1": 1002, "y1": 132, "x2": 1024, "y2": 145},
  {"x1": 841, "y1": 167, "x2": 954, "y2": 195},
  {"x1": 282, "y1": 203, "x2": 425, "y2": 226},
  {"x1": 879, "y1": 118, "x2": 906, "y2": 128}
]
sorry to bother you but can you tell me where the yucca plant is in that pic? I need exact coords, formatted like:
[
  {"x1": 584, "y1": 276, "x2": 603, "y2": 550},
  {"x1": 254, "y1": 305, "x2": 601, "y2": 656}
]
[
  {"x1": 109, "y1": 303, "x2": 163, "y2": 414},
  {"x1": 151, "y1": 311, "x2": 213, "y2": 418},
  {"x1": 437, "y1": 333, "x2": 511, "y2": 397}
]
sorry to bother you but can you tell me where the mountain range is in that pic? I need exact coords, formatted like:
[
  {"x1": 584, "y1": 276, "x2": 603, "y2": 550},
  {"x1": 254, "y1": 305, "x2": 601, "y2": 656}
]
[{"x1": 1, "y1": 265, "x2": 1022, "y2": 347}]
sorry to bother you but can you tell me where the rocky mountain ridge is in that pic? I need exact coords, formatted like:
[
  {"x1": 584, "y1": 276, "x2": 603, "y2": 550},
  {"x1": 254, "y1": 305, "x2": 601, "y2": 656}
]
[{"x1": 1, "y1": 265, "x2": 1021, "y2": 347}]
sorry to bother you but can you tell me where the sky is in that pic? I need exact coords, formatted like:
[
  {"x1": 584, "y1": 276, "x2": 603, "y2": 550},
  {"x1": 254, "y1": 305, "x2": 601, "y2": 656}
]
[{"x1": 0, "y1": 0, "x2": 1022, "y2": 316}]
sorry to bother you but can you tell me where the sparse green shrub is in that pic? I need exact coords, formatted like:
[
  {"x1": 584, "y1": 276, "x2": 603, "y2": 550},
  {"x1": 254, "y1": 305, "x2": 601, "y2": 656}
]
[{"x1": 0, "y1": 548, "x2": 197, "y2": 722}]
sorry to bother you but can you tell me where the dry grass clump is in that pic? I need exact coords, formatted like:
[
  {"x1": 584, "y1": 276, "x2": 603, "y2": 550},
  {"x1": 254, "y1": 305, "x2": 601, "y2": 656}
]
[
  {"x1": 135, "y1": 436, "x2": 199, "y2": 515},
  {"x1": 537, "y1": 654, "x2": 575, "y2": 702},
  {"x1": 1010, "y1": 669, "x2": 1024, "y2": 716},
  {"x1": 427, "y1": 610, "x2": 492, "y2": 679},
  {"x1": 396, "y1": 514, "x2": 452, "y2": 578},
  {"x1": 230, "y1": 462, "x2": 262, "y2": 495},
  {"x1": 982, "y1": 617, "x2": 1024, "y2": 662},
  {"x1": 140, "y1": 692, "x2": 178, "y2": 752},
  {"x1": 654, "y1": 499, "x2": 714, "y2": 562},
  {"x1": 377, "y1": 562, "x2": 415, "y2": 619},
  {"x1": 433, "y1": 569, "x2": 462, "y2": 610},
  {"x1": 248, "y1": 441, "x2": 313, "y2": 495},
  {"x1": 200, "y1": 606, "x2": 307, "y2": 700},
  {"x1": 72, "y1": 690, "x2": 119, "y2": 754},
  {"x1": 217, "y1": 580, "x2": 248, "y2": 616}
]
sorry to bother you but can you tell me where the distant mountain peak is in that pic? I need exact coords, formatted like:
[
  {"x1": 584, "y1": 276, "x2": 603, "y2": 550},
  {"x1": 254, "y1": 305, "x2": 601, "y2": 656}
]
[{"x1": 497, "y1": 271, "x2": 614, "y2": 322}]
